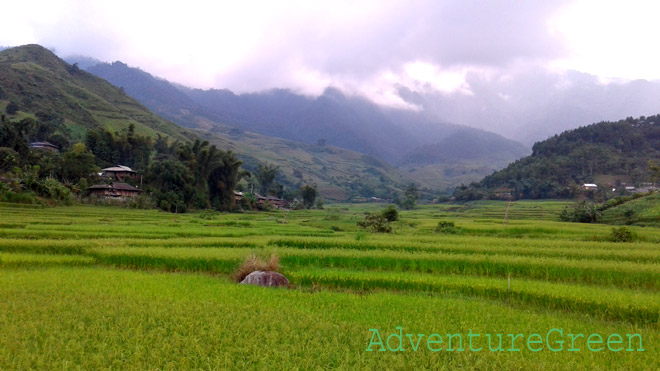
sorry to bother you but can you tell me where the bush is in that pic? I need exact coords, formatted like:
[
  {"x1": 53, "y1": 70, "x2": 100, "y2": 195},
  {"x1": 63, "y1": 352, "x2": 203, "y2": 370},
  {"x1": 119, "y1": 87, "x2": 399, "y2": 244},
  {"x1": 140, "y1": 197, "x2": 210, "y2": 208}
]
[
  {"x1": 357, "y1": 213, "x2": 391, "y2": 233},
  {"x1": 610, "y1": 226, "x2": 635, "y2": 242},
  {"x1": 381, "y1": 205, "x2": 399, "y2": 222},
  {"x1": 435, "y1": 221, "x2": 458, "y2": 234},
  {"x1": 232, "y1": 253, "x2": 280, "y2": 283},
  {"x1": 560, "y1": 201, "x2": 600, "y2": 223}
]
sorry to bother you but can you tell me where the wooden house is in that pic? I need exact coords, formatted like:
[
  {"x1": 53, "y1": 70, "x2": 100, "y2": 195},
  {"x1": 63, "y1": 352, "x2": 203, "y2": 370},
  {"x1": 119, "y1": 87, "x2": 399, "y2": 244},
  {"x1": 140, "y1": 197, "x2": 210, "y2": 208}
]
[
  {"x1": 88, "y1": 182, "x2": 141, "y2": 199},
  {"x1": 101, "y1": 165, "x2": 137, "y2": 181}
]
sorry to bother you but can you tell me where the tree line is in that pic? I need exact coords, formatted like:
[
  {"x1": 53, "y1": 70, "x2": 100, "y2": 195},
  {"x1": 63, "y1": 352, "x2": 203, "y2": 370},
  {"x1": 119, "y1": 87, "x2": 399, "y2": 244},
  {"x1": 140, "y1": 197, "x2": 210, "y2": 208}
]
[
  {"x1": 0, "y1": 115, "x2": 320, "y2": 211},
  {"x1": 452, "y1": 115, "x2": 660, "y2": 201}
]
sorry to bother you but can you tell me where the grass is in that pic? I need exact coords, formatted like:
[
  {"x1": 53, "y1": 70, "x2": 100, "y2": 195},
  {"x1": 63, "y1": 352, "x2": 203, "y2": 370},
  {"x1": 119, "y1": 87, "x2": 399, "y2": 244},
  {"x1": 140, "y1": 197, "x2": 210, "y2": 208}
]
[
  {"x1": 1, "y1": 202, "x2": 659, "y2": 369},
  {"x1": 1, "y1": 267, "x2": 659, "y2": 369}
]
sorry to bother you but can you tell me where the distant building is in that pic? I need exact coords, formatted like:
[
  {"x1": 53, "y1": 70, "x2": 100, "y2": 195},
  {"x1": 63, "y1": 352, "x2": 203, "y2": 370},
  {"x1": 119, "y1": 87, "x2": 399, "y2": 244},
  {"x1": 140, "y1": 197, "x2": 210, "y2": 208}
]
[
  {"x1": 101, "y1": 165, "x2": 137, "y2": 181},
  {"x1": 29, "y1": 141, "x2": 59, "y2": 152},
  {"x1": 234, "y1": 191, "x2": 244, "y2": 207},
  {"x1": 255, "y1": 194, "x2": 289, "y2": 209},
  {"x1": 352, "y1": 197, "x2": 391, "y2": 203},
  {"x1": 583, "y1": 183, "x2": 598, "y2": 190},
  {"x1": 88, "y1": 182, "x2": 141, "y2": 199}
]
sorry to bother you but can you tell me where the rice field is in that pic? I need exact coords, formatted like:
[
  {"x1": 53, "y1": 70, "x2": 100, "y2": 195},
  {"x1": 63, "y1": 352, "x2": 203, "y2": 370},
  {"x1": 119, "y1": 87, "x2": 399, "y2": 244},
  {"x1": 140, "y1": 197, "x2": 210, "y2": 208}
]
[{"x1": 1, "y1": 201, "x2": 659, "y2": 369}]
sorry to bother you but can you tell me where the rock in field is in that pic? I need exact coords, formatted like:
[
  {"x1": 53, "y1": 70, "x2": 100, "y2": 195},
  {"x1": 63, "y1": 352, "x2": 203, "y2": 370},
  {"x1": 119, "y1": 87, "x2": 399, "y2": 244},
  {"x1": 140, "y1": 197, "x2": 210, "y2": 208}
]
[{"x1": 240, "y1": 271, "x2": 290, "y2": 288}]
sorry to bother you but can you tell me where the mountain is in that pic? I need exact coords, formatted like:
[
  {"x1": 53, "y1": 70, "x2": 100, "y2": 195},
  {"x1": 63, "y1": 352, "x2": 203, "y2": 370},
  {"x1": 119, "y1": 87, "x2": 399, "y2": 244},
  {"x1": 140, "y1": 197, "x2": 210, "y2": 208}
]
[
  {"x1": 0, "y1": 44, "x2": 192, "y2": 142},
  {"x1": 0, "y1": 44, "x2": 416, "y2": 201},
  {"x1": 398, "y1": 129, "x2": 530, "y2": 189},
  {"x1": 401, "y1": 129, "x2": 529, "y2": 165},
  {"x1": 417, "y1": 69, "x2": 660, "y2": 146},
  {"x1": 465, "y1": 115, "x2": 660, "y2": 199},
  {"x1": 80, "y1": 59, "x2": 529, "y2": 189},
  {"x1": 81, "y1": 60, "x2": 419, "y2": 199}
]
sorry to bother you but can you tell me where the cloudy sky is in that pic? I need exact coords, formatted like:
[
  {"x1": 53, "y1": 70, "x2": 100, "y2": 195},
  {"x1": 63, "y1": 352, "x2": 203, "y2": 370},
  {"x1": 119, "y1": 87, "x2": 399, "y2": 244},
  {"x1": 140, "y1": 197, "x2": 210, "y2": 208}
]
[{"x1": 3, "y1": 0, "x2": 660, "y2": 140}]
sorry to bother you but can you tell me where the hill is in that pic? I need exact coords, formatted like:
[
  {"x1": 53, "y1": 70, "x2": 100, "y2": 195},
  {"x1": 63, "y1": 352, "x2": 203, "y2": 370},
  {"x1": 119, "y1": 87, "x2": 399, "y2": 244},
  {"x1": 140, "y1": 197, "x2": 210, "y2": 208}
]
[
  {"x1": 466, "y1": 115, "x2": 660, "y2": 199},
  {"x1": 82, "y1": 61, "x2": 417, "y2": 200},
  {"x1": 398, "y1": 129, "x2": 529, "y2": 189},
  {"x1": 0, "y1": 45, "x2": 193, "y2": 142},
  {"x1": 599, "y1": 192, "x2": 660, "y2": 226},
  {"x1": 0, "y1": 45, "x2": 415, "y2": 201},
  {"x1": 81, "y1": 60, "x2": 528, "y2": 189}
]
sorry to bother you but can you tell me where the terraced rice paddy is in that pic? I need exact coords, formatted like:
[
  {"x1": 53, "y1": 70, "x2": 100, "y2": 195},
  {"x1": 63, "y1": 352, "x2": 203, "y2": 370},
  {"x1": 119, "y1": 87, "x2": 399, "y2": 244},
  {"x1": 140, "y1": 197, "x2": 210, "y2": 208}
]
[{"x1": 1, "y1": 201, "x2": 659, "y2": 369}]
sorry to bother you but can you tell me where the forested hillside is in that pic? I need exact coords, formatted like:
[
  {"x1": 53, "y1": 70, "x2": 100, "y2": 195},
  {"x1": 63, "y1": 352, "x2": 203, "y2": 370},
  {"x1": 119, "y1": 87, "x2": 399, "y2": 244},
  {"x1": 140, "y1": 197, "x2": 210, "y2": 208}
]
[{"x1": 456, "y1": 115, "x2": 660, "y2": 200}]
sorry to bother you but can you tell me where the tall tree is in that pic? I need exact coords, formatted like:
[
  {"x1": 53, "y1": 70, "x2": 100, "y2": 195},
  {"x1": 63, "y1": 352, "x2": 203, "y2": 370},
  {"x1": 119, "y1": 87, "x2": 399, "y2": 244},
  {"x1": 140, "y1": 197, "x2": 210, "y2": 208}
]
[
  {"x1": 255, "y1": 163, "x2": 279, "y2": 195},
  {"x1": 59, "y1": 143, "x2": 98, "y2": 183},
  {"x1": 301, "y1": 185, "x2": 317, "y2": 209},
  {"x1": 208, "y1": 151, "x2": 250, "y2": 211}
]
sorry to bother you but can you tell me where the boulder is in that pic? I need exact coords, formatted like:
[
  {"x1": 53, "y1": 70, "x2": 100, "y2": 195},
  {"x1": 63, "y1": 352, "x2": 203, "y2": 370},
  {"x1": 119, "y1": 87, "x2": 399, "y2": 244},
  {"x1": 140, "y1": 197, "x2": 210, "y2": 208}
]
[{"x1": 240, "y1": 271, "x2": 290, "y2": 288}]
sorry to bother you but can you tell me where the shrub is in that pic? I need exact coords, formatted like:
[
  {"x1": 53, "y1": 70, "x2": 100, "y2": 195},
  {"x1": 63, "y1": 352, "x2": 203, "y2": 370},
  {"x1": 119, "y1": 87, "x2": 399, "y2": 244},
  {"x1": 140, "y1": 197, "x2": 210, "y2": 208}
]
[
  {"x1": 435, "y1": 221, "x2": 458, "y2": 234},
  {"x1": 381, "y1": 205, "x2": 399, "y2": 222},
  {"x1": 610, "y1": 226, "x2": 635, "y2": 242},
  {"x1": 357, "y1": 213, "x2": 392, "y2": 233},
  {"x1": 560, "y1": 200, "x2": 599, "y2": 223},
  {"x1": 232, "y1": 253, "x2": 280, "y2": 283}
]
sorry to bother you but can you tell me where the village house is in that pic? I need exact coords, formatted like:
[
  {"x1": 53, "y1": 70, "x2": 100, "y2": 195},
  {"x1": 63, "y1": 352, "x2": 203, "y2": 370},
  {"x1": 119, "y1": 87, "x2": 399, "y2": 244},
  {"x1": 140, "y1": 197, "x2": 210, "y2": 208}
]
[
  {"x1": 256, "y1": 194, "x2": 289, "y2": 209},
  {"x1": 87, "y1": 182, "x2": 142, "y2": 199},
  {"x1": 582, "y1": 183, "x2": 598, "y2": 190},
  {"x1": 233, "y1": 191, "x2": 244, "y2": 207},
  {"x1": 101, "y1": 165, "x2": 137, "y2": 181}
]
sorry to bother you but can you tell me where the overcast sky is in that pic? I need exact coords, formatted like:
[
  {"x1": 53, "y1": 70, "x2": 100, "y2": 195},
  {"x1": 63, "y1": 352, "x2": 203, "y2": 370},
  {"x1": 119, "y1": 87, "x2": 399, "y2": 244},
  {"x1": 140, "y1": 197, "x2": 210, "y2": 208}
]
[{"x1": 2, "y1": 0, "x2": 660, "y2": 110}]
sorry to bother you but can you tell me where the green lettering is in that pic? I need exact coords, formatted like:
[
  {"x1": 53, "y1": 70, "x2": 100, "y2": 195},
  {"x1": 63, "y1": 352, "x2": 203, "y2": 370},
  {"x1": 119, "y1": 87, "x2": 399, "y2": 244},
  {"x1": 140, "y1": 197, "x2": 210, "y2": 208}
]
[
  {"x1": 607, "y1": 333, "x2": 623, "y2": 352},
  {"x1": 546, "y1": 328, "x2": 564, "y2": 352},
  {"x1": 568, "y1": 333, "x2": 584, "y2": 352},
  {"x1": 427, "y1": 334, "x2": 443, "y2": 352},
  {"x1": 486, "y1": 334, "x2": 504, "y2": 352},
  {"x1": 468, "y1": 329, "x2": 482, "y2": 352},
  {"x1": 587, "y1": 334, "x2": 603, "y2": 352},
  {"x1": 387, "y1": 326, "x2": 405, "y2": 352},
  {"x1": 527, "y1": 334, "x2": 543, "y2": 352},
  {"x1": 626, "y1": 334, "x2": 644, "y2": 352},
  {"x1": 406, "y1": 333, "x2": 425, "y2": 352},
  {"x1": 507, "y1": 333, "x2": 523, "y2": 352},
  {"x1": 366, "y1": 329, "x2": 385, "y2": 352},
  {"x1": 446, "y1": 333, "x2": 464, "y2": 352}
]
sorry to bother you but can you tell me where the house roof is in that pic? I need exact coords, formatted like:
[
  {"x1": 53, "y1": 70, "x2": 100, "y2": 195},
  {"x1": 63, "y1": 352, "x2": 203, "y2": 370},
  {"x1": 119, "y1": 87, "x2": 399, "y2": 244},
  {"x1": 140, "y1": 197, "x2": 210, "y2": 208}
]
[
  {"x1": 101, "y1": 165, "x2": 135, "y2": 173},
  {"x1": 88, "y1": 182, "x2": 141, "y2": 192},
  {"x1": 583, "y1": 183, "x2": 598, "y2": 187},
  {"x1": 29, "y1": 141, "x2": 59, "y2": 149}
]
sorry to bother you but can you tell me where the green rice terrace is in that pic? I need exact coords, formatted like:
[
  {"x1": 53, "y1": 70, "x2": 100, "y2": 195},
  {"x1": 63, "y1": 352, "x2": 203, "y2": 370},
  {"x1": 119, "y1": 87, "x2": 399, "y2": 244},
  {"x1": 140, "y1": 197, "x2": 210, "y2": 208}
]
[{"x1": 1, "y1": 200, "x2": 659, "y2": 369}]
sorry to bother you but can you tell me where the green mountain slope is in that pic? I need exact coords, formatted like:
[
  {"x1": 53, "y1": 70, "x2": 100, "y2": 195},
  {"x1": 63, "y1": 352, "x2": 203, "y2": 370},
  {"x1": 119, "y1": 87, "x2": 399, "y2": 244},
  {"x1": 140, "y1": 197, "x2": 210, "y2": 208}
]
[
  {"x1": 599, "y1": 193, "x2": 660, "y2": 226},
  {"x1": 197, "y1": 128, "x2": 415, "y2": 201},
  {"x1": 0, "y1": 45, "x2": 192, "y2": 142},
  {"x1": 470, "y1": 115, "x2": 660, "y2": 199},
  {"x1": 399, "y1": 129, "x2": 530, "y2": 189}
]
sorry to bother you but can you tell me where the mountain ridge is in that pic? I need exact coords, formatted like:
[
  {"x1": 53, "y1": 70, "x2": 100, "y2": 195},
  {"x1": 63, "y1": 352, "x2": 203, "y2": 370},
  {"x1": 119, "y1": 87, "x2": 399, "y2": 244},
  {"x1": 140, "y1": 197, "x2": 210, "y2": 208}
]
[
  {"x1": 0, "y1": 44, "x2": 420, "y2": 201},
  {"x1": 461, "y1": 114, "x2": 660, "y2": 200},
  {"x1": 80, "y1": 58, "x2": 529, "y2": 189}
]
